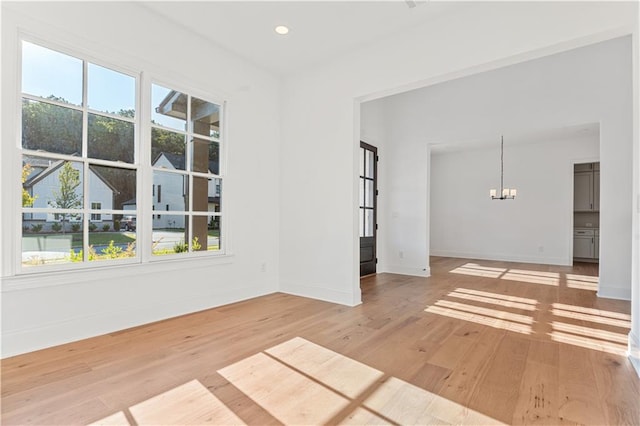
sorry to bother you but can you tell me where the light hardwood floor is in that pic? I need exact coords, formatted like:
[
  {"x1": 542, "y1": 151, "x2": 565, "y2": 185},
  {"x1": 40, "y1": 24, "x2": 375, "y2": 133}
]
[{"x1": 2, "y1": 257, "x2": 638, "y2": 425}]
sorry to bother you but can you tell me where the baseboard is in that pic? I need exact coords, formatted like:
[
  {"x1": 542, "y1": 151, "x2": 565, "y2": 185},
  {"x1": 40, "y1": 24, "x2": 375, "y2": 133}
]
[
  {"x1": 429, "y1": 249, "x2": 570, "y2": 266},
  {"x1": 629, "y1": 332, "x2": 640, "y2": 378},
  {"x1": 377, "y1": 264, "x2": 431, "y2": 277},
  {"x1": 597, "y1": 286, "x2": 632, "y2": 301},
  {"x1": 1, "y1": 287, "x2": 274, "y2": 359},
  {"x1": 279, "y1": 281, "x2": 362, "y2": 307}
]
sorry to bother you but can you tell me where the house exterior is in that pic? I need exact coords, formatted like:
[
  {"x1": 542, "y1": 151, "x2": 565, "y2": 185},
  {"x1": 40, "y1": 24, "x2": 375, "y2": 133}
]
[
  {"x1": 23, "y1": 158, "x2": 116, "y2": 231},
  {"x1": 151, "y1": 152, "x2": 220, "y2": 229}
]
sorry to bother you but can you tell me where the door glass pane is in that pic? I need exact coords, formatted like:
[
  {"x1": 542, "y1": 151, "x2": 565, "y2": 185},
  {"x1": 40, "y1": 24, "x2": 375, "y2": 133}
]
[
  {"x1": 365, "y1": 179, "x2": 374, "y2": 208},
  {"x1": 359, "y1": 178, "x2": 365, "y2": 207},
  {"x1": 365, "y1": 150, "x2": 375, "y2": 178},
  {"x1": 22, "y1": 99, "x2": 82, "y2": 155},
  {"x1": 359, "y1": 208, "x2": 364, "y2": 237},
  {"x1": 88, "y1": 63, "x2": 135, "y2": 117},
  {"x1": 191, "y1": 97, "x2": 220, "y2": 138},
  {"x1": 152, "y1": 129, "x2": 186, "y2": 170},
  {"x1": 365, "y1": 209, "x2": 374, "y2": 237},
  {"x1": 88, "y1": 113, "x2": 134, "y2": 163},
  {"x1": 22, "y1": 41, "x2": 82, "y2": 106},
  {"x1": 152, "y1": 84, "x2": 187, "y2": 131},
  {"x1": 359, "y1": 147, "x2": 365, "y2": 177}
]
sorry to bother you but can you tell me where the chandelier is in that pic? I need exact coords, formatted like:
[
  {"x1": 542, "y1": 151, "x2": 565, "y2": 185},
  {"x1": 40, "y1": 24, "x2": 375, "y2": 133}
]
[{"x1": 490, "y1": 135, "x2": 516, "y2": 200}]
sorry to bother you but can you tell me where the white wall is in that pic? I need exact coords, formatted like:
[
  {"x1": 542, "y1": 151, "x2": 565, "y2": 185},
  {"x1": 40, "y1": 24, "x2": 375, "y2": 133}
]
[
  {"x1": 1, "y1": 2, "x2": 281, "y2": 357},
  {"x1": 367, "y1": 35, "x2": 632, "y2": 298},
  {"x1": 430, "y1": 135, "x2": 599, "y2": 265},
  {"x1": 280, "y1": 2, "x2": 636, "y2": 306},
  {"x1": 630, "y1": 0, "x2": 640, "y2": 378}
]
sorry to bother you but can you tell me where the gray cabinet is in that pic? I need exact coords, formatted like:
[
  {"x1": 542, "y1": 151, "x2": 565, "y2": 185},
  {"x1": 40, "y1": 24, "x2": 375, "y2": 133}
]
[
  {"x1": 574, "y1": 162, "x2": 600, "y2": 212},
  {"x1": 574, "y1": 229, "x2": 598, "y2": 260}
]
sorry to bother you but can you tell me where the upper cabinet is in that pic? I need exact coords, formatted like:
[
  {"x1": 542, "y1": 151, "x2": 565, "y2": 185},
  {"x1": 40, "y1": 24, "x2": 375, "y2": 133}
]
[{"x1": 574, "y1": 162, "x2": 600, "y2": 212}]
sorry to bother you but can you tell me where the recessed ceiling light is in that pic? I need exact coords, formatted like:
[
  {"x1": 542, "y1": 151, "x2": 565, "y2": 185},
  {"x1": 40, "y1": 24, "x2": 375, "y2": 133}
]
[{"x1": 275, "y1": 25, "x2": 289, "y2": 35}]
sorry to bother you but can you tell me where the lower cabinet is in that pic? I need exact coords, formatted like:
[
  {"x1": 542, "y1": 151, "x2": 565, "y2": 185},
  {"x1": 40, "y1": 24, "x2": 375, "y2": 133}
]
[{"x1": 573, "y1": 229, "x2": 598, "y2": 260}]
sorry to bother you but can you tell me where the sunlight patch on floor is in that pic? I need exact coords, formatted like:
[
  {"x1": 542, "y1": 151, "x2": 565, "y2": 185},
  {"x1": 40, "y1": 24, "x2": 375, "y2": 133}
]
[
  {"x1": 448, "y1": 290, "x2": 537, "y2": 311},
  {"x1": 565, "y1": 273, "x2": 598, "y2": 291},
  {"x1": 551, "y1": 307, "x2": 632, "y2": 328},
  {"x1": 265, "y1": 337, "x2": 384, "y2": 399},
  {"x1": 425, "y1": 304, "x2": 533, "y2": 335},
  {"x1": 450, "y1": 263, "x2": 506, "y2": 278},
  {"x1": 454, "y1": 288, "x2": 538, "y2": 305},
  {"x1": 549, "y1": 331, "x2": 628, "y2": 356},
  {"x1": 220, "y1": 338, "x2": 505, "y2": 426},
  {"x1": 434, "y1": 300, "x2": 534, "y2": 324},
  {"x1": 501, "y1": 269, "x2": 560, "y2": 286},
  {"x1": 449, "y1": 262, "x2": 600, "y2": 290},
  {"x1": 552, "y1": 303, "x2": 631, "y2": 321},
  {"x1": 89, "y1": 380, "x2": 245, "y2": 426},
  {"x1": 551, "y1": 321, "x2": 628, "y2": 344}
]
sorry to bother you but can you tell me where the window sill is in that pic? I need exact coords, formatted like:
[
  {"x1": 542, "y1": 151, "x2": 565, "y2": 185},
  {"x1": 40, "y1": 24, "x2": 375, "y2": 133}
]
[{"x1": 1, "y1": 253, "x2": 235, "y2": 292}]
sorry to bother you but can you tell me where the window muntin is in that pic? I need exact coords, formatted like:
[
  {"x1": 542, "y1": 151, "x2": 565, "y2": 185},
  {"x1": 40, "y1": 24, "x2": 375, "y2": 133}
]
[
  {"x1": 18, "y1": 40, "x2": 226, "y2": 272},
  {"x1": 20, "y1": 41, "x2": 138, "y2": 268},
  {"x1": 151, "y1": 83, "x2": 223, "y2": 256}
]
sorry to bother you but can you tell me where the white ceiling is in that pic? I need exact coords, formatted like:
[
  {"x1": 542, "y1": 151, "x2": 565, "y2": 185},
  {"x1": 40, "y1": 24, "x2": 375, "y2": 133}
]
[
  {"x1": 140, "y1": 1, "x2": 462, "y2": 77},
  {"x1": 139, "y1": 1, "x2": 602, "y2": 147}
]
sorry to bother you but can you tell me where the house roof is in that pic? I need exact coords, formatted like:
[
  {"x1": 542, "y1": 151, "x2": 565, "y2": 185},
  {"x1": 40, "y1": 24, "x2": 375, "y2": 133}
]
[{"x1": 152, "y1": 151, "x2": 219, "y2": 175}]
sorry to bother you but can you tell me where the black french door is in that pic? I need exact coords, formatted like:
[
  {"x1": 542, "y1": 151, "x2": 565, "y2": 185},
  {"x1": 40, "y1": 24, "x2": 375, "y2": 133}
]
[{"x1": 359, "y1": 141, "x2": 377, "y2": 277}]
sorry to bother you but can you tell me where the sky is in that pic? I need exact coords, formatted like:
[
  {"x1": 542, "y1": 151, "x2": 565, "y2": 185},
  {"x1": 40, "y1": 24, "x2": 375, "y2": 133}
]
[{"x1": 22, "y1": 40, "x2": 214, "y2": 133}]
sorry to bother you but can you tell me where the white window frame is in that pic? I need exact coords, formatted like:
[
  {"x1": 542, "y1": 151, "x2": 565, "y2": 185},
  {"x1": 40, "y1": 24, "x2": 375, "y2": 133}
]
[
  {"x1": 147, "y1": 77, "x2": 226, "y2": 261},
  {"x1": 14, "y1": 36, "x2": 228, "y2": 276}
]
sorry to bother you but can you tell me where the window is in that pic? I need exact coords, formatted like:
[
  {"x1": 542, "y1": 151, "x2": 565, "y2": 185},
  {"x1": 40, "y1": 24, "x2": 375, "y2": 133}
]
[
  {"x1": 150, "y1": 84, "x2": 223, "y2": 255},
  {"x1": 18, "y1": 40, "x2": 225, "y2": 271},
  {"x1": 91, "y1": 203, "x2": 102, "y2": 221}
]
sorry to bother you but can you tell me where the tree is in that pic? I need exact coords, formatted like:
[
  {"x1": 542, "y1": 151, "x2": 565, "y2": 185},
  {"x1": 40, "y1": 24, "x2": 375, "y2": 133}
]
[
  {"x1": 22, "y1": 97, "x2": 137, "y2": 209},
  {"x1": 50, "y1": 161, "x2": 82, "y2": 233},
  {"x1": 22, "y1": 163, "x2": 37, "y2": 207}
]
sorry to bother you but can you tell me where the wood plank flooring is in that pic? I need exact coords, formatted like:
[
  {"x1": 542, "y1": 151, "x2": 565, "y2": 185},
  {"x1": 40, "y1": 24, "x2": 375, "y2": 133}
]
[{"x1": 2, "y1": 256, "x2": 638, "y2": 425}]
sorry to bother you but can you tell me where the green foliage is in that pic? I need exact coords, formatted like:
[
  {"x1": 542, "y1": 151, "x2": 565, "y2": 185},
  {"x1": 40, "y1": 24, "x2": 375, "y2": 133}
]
[
  {"x1": 22, "y1": 163, "x2": 37, "y2": 207},
  {"x1": 101, "y1": 240, "x2": 122, "y2": 259},
  {"x1": 173, "y1": 240, "x2": 188, "y2": 253},
  {"x1": 102, "y1": 224, "x2": 111, "y2": 232},
  {"x1": 22, "y1": 97, "x2": 82, "y2": 154},
  {"x1": 71, "y1": 224, "x2": 81, "y2": 232},
  {"x1": 173, "y1": 237, "x2": 201, "y2": 253},
  {"x1": 31, "y1": 223, "x2": 43, "y2": 233},
  {"x1": 89, "y1": 223, "x2": 97, "y2": 232},
  {"x1": 49, "y1": 161, "x2": 81, "y2": 233},
  {"x1": 69, "y1": 249, "x2": 82, "y2": 262},
  {"x1": 51, "y1": 222, "x2": 62, "y2": 232},
  {"x1": 192, "y1": 236, "x2": 201, "y2": 251},
  {"x1": 22, "y1": 98, "x2": 137, "y2": 210}
]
